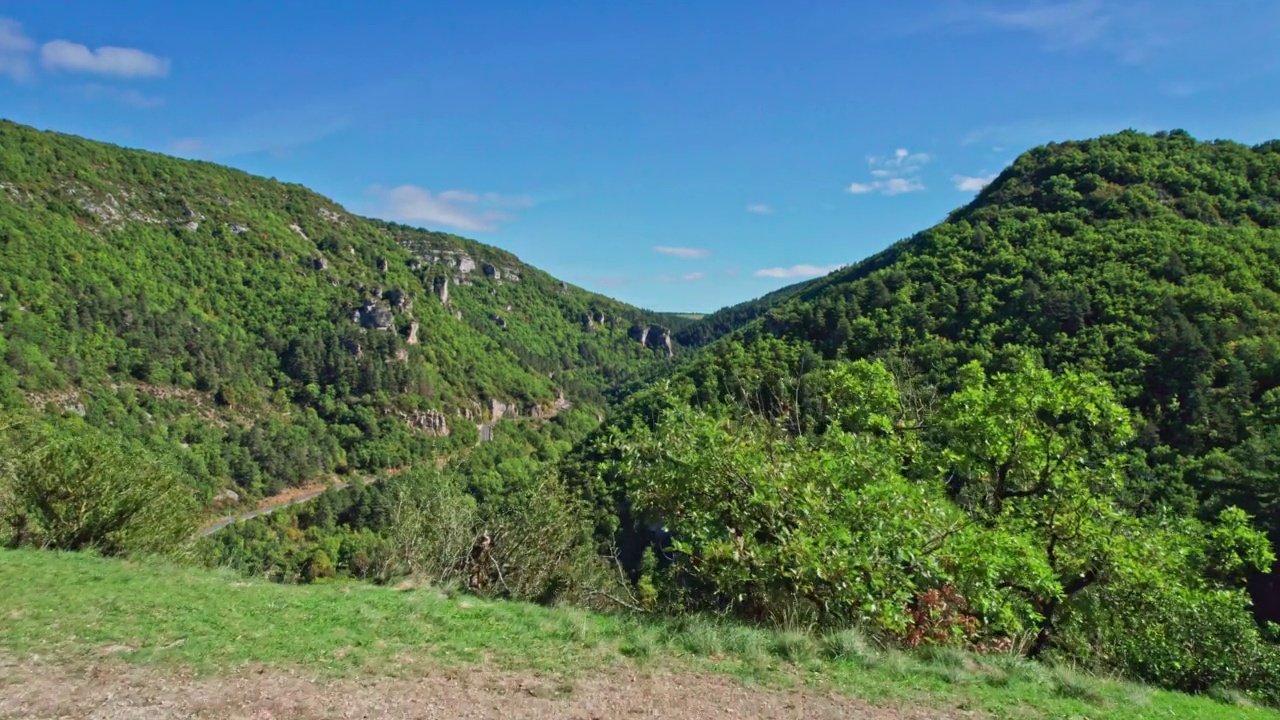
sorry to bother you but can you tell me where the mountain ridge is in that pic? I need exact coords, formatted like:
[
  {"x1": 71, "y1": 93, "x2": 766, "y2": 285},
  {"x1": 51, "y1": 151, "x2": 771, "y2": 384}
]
[{"x1": 0, "y1": 118, "x2": 695, "y2": 505}]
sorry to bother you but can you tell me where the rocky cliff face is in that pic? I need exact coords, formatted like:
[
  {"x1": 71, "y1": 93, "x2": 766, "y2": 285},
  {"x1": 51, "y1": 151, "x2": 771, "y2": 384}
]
[
  {"x1": 353, "y1": 299, "x2": 395, "y2": 330},
  {"x1": 395, "y1": 408, "x2": 450, "y2": 436},
  {"x1": 629, "y1": 324, "x2": 674, "y2": 357}
]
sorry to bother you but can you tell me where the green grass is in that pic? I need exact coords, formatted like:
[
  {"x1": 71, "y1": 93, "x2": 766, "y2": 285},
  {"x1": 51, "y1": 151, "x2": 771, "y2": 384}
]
[{"x1": 0, "y1": 549, "x2": 1275, "y2": 720}]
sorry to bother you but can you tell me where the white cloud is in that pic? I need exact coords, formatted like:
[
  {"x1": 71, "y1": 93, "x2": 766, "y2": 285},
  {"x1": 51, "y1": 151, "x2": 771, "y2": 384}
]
[
  {"x1": 849, "y1": 176, "x2": 926, "y2": 196},
  {"x1": 369, "y1": 185, "x2": 532, "y2": 232},
  {"x1": 654, "y1": 245, "x2": 710, "y2": 259},
  {"x1": 41, "y1": 39, "x2": 170, "y2": 78},
  {"x1": 952, "y1": 173, "x2": 998, "y2": 192},
  {"x1": 681, "y1": 272, "x2": 706, "y2": 281},
  {"x1": 848, "y1": 148, "x2": 930, "y2": 195},
  {"x1": 754, "y1": 264, "x2": 845, "y2": 279},
  {"x1": 746, "y1": 203, "x2": 774, "y2": 215},
  {"x1": 0, "y1": 18, "x2": 35, "y2": 82}
]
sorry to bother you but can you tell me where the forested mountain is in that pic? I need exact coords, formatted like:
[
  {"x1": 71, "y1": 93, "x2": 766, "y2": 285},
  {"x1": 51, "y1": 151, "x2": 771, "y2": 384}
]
[
  {"x1": 593, "y1": 128, "x2": 1280, "y2": 546},
  {"x1": 673, "y1": 277, "x2": 820, "y2": 348},
  {"x1": 564, "y1": 129, "x2": 1280, "y2": 700},
  {"x1": 0, "y1": 120, "x2": 686, "y2": 505},
  {"x1": 8, "y1": 119, "x2": 1280, "y2": 704}
]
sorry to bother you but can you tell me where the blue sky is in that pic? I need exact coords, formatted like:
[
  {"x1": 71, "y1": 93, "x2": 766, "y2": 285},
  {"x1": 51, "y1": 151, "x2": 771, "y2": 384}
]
[{"x1": 2, "y1": 2, "x2": 1278, "y2": 312}]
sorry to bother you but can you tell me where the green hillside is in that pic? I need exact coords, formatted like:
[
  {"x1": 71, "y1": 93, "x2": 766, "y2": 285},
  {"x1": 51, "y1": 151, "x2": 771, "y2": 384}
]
[
  {"x1": 0, "y1": 119, "x2": 684, "y2": 505},
  {"x1": 6, "y1": 120, "x2": 1280, "y2": 708},
  {"x1": 599, "y1": 128, "x2": 1280, "y2": 550},
  {"x1": 569, "y1": 129, "x2": 1280, "y2": 703},
  {"x1": 673, "y1": 275, "x2": 825, "y2": 348},
  {"x1": 2, "y1": 548, "x2": 1273, "y2": 720}
]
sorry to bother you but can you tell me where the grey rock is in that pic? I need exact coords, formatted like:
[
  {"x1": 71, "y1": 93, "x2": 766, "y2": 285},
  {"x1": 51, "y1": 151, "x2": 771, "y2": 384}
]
[
  {"x1": 354, "y1": 300, "x2": 395, "y2": 331},
  {"x1": 630, "y1": 324, "x2": 675, "y2": 358},
  {"x1": 400, "y1": 408, "x2": 450, "y2": 437},
  {"x1": 386, "y1": 289, "x2": 411, "y2": 311}
]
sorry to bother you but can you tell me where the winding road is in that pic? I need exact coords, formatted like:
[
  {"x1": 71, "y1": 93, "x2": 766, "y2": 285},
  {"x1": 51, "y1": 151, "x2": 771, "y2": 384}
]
[
  {"x1": 198, "y1": 476, "x2": 375, "y2": 537},
  {"x1": 201, "y1": 396, "x2": 573, "y2": 537}
]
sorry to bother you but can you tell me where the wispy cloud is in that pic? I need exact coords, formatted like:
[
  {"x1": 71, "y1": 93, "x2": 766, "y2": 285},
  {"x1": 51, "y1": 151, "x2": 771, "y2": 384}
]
[
  {"x1": 0, "y1": 18, "x2": 35, "y2": 82},
  {"x1": 746, "y1": 203, "x2": 774, "y2": 215},
  {"x1": 977, "y1": 1, "x2": 1110, "y2": 47},
  {"x1": 849, "y1": 148, "x2": 930, "y2": 195},
  {"x1": 849, "y1": 177, "x2": 925, "y2": 195},
  {"x1": 952, "y1": 173, "x2": 998, "y2": 192},
  {"x1": 71, "y1": 83, "x2": 163, "y2": 109},
  {"x1": 652, "y1": 272, "x2": 708, "y2": 283},
  {"x1": 654, "y1": 245, "x2": 710, "y2": 259},
  {"x1": 171, "y1": 138, "x2": 203, "y2": 155},
  {"x1": 168, "y1": 102, "x2": 354, "y2": 159},
  {"x1": 754, "y1": 264, "x2": 845, "y2": 279},
  {"x1": 41, "y1": 39, "x2": 170, "y2": 78},
  {"x1": 1159, "y1": 80, "x2": 1209, "y2": 98},
  {"x1": 368, "y1": 185, "x2": 533, "y2": 232},
  {"x1": 583, "y1": 276, "x2": 630, "y2": 288},
  {"x1": 935, "y1": 1, "x2": 1176, "y2": 65}
]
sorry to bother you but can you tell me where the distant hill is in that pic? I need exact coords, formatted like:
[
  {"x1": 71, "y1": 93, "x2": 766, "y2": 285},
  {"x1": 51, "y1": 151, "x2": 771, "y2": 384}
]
[
  {"x1": 673, "y1": 276, "x2": 826, "y2": 348},
  {"x1": 0, "y1": 119, "x2": 684, "y2": 503}
]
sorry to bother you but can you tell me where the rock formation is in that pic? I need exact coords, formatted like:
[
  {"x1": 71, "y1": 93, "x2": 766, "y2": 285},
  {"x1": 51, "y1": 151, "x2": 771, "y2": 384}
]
[
  {"x1": 399, "y1": 409, "x2": 449, "y2": 436},
  {"x1": 354, "y1": 299, "x2": 395, "y2": 330},
  {"x1": 630, "y1": 324, "x2": 675, "y2": 357}
]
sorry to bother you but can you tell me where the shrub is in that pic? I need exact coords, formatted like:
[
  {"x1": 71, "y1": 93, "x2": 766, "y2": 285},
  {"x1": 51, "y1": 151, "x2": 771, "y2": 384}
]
[
  {"x1": 380, "y1": 467, "x2": 616, "y2": 606},
  {"x1": 0, "y1": 415, "x2": 199, "y2": 556}
]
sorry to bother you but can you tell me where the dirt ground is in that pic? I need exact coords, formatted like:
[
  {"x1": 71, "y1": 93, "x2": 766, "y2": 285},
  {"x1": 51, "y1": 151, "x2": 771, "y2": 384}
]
[{"x1": 0, "y1": 656, "x2": 966, "y2": 720}]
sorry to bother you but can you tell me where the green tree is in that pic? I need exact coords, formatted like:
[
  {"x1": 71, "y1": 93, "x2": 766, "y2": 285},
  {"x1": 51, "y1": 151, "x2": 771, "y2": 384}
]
[{"x1": 0, "y1": 416, "x2": 199, "y2": 556}]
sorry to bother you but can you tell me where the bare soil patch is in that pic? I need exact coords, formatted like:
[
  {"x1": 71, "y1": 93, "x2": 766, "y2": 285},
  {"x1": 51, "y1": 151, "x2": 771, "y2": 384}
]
[{"x1": 0, "y1": 656, "x2": 965, "y2": 720}]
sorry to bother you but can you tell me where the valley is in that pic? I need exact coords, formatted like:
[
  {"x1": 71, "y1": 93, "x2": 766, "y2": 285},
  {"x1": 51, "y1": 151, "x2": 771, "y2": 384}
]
[{"x1": 4, "y1": 121, "x2": 1280, "y2": 715}]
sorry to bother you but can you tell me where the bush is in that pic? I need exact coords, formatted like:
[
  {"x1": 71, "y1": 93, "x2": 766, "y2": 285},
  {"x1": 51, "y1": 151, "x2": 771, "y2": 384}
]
[
  {"x1": 0, "y1": 415, "x2": 199, "y2": 556},
  {"x1": 380, "y1": 467, "x2": 617, "y2": 606}
]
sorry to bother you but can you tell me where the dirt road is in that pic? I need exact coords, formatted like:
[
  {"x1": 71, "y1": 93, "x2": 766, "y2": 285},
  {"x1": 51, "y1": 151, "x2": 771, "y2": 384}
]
[{"x1": 0, "y1": 657, "x2": 959, "y2": 720}]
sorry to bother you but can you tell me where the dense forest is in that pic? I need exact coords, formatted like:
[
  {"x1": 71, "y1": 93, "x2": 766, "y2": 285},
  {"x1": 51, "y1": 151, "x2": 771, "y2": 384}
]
[
  {"x1": 0, "y1": 120, "x2": 684, "y2": 506},
  {"x1": 565, "y1": 129, "x2": 1280, "y2": 702},
  {"x1": 5, "y1": 123, "x2": 1280, "y2": 705}
]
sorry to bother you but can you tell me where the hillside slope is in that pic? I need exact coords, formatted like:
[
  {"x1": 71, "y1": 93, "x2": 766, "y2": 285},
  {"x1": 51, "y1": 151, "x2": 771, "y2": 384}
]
[
  {"x1": 2, "y1": 548, "x2": 1269, "y2": 720},
  {"x1": 756, "y1": 130, "x2": 1280, "y2": 526},
  {"x1": 0, "y1": 119, "x2": 681, "y2": 503},
  {"x1": 574, "y1": 129, "x2": 1280, "y2": 614},
  {"x1": 673, "y1": 276, "x2": 823, "y2": 348}
]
